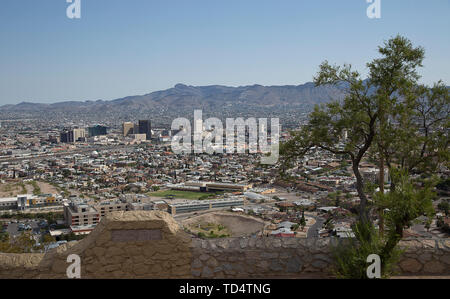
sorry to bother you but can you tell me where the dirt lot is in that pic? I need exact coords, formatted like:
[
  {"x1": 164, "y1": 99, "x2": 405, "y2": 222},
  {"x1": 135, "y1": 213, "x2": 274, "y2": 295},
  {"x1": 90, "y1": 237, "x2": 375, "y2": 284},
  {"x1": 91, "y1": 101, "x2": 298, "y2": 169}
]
[
  {"x1": 0, "y1": 181, "x2": 27, "y2": 197},
  {"x1": 0, "y1": 180, "x2": 59, "y2": 197},
  {"x1": 182, "y1": 211, "x2": 266, "y2": 237},
  {"x1": 36, "y1": 182, "x2": 59, "y2": 194}
]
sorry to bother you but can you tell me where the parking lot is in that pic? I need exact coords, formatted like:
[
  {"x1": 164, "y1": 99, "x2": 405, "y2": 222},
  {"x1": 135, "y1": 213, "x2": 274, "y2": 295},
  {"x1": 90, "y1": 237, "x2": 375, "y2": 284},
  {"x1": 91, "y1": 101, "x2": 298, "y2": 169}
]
[{"x1": 4, "y1": 220, "x2": 42, "y2": 237}]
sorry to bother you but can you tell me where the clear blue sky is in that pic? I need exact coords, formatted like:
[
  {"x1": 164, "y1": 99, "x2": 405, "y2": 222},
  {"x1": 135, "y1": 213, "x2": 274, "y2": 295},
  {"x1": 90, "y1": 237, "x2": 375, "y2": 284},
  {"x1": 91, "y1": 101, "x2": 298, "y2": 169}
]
[{"x1": 0, "y1": 0, "x2": 449, "y2": 104}]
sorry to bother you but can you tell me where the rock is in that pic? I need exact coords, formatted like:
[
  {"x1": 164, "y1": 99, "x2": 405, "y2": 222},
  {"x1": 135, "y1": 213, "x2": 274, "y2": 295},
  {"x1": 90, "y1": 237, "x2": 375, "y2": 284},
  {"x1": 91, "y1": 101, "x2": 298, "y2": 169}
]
[
  {"x1": 399, "y1": 258, "x2": 423, "y2": 273},
  {"x1": 417, "y1": 253, "x2": 432, "y2": 263},
  {"x1": 311, "y1": 260, "x2": 328, "y2": 269},
  {"x1": 104, "y1": 264, "x2": 121, "y2": 272},
  {"x1": 223, "y1": 263, "x2": 233, "y2": 271},
  {"x1": 105, "y1": 246, "x2": 125, "y2": 257},
  {"x1": 50, "y1": 259, "x2": 68, "y2": 274},
  {"x1": 286, "y1": 257, "x2": 303, "y2": 273},
  {"x1": 421, "y1": 239, "x2": 437, "y2": 249},
  {"x1": 423, "y1": 260, "x2": 446, "y2": 274},
  {"x1": 132, "y1": 255, "x2": 146, "y2": 264},
  {"x1": 260, "y1": 252, "x2": 278, "y2": 259},
  {"x1": 199, "y1": 254, "x2": 210, "y2": 261},
  {"x1": 256, "y1": 239, "x2": 264, "y2": 249},
  {"x1": 313, "y1": 254, "x2": 332, "y2": 263},
  {"x1": 124, "y1": 245, "x2": 141, "y2": 256},
  {"x1": 171, "y1": 264, "x2": 190, "y2": 276},
  {"x1": 192, "y1": 259, "x2": 202, "y2": 268},
  {"x1": 201, "y1": 266, "x2": 213, "y2": 278},
  {"x1": 256, "y1": 260, "x2": 269, "y2": 270},
  {"x1": 191, "y1": 269, "x2": 202, "y2": 277},
  {"x1": 240, "y1": 239, "x2": 248, "y2": 249},
  {"x1": 279, "y1": 251, "x2": 292, "y2": 259},
  {"x1": 228, "y1": 255, "x2": 238, "y2": 262},
  {"x1": 439, "y1": 254, "x2": 450, "y2": 265},
  {"x1": 133, "y1": 263, "x2": 148, "y2": 276},
  {"x1": 92, "y1": 247, "x2": 106, "y2": 258},
  {"x1": 269, "y1": 260, "x2": 284, "y2": 272},
  {"x1": 217, "y1": 240, "x2": 230, "y2": 249},
  {"x1": 206, "y1": 257, "x2": 219, "y2": 268},
  {"x1": 148, "y1": 263, "x2": 162, "y2": 274},
  {"x1": 272, "y1": 239, "x2": 282, "y2": 248}
]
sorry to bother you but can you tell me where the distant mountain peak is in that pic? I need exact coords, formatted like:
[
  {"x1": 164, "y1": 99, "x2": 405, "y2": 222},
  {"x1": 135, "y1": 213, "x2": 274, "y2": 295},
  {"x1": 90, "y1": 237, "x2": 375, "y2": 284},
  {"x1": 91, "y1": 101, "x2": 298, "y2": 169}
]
[
  {"x1": 174, "y1": 83, "x2": 190, "y2": 89},
  {"x1": 0, "y1": 82, "x2": 349, "y2": 118}
]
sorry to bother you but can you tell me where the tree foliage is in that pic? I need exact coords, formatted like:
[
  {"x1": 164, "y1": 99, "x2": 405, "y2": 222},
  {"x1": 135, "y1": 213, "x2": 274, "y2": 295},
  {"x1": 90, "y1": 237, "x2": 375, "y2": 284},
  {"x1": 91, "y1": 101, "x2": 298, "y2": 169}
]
[
  {"x1": 280, "y1": 35, "x2": 449, "y2": 278},
  {"x1": 281, "y1": 35, "x2": 448, "y2": 222},
  {"x1": 332, "y1": 221, "x2": 403, "y2": 279}
]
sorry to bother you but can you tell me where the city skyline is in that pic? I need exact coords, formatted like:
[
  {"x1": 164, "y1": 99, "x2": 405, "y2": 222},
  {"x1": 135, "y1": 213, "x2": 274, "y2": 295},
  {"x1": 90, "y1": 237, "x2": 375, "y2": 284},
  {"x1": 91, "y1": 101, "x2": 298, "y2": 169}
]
[{"x1": 0, "y1": 0, "x2": 449, "y2": 105}]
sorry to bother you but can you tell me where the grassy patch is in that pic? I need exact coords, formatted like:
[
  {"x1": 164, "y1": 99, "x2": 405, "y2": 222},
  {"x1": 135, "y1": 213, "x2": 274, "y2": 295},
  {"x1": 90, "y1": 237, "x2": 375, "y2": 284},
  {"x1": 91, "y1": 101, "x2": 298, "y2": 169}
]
[
  {"x1": 186, "y1": 222, "x2": 231, "y2": 239},
  {"x1": 26, "y1": 181, "x2": 41, "y2": 195}
]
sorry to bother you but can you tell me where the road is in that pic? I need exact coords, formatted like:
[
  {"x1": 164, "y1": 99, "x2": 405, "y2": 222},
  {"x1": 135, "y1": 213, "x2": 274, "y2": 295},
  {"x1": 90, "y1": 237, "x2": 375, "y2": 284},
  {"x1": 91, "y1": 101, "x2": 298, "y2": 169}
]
[
  {"x1": 0, "y1": 144, "x2": 136, "y2": 163},
  {"x1": 307, "y1": 215, "x2": 325, "y2": 239}
]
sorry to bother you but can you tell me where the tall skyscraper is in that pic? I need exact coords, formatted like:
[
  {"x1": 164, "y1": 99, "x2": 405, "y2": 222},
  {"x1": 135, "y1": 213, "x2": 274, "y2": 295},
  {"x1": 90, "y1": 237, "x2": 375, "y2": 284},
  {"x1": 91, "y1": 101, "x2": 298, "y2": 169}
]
[
  {"x1": 122, "y1": 122, "x2": 134, "y2": 137},
  {"x1": 73, "y1": 128, "x2": 86, "y2": 142},
  {"x1": 60, "y1": 130, "x2": 73, "y2": 143},
  {"x1": 88, "y1": 125, "x2": 108, "y2": 137},
  {"x1": 138, "y1": 120, "x2": 152, "y2": 140},
  {"x1": 61, "y1": 128, "x2": 86, "y2": 143}
]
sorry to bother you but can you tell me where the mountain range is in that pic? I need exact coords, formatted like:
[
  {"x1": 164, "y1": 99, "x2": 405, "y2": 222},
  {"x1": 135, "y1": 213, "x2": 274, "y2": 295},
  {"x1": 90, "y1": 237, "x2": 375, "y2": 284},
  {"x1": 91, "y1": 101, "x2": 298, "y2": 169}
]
[
  {"x1": 0, "y1": 82, "x2": 347, "y2": 113},
  {"x1": 0, "y1": 82, "x2": 355, "y2": 128}
]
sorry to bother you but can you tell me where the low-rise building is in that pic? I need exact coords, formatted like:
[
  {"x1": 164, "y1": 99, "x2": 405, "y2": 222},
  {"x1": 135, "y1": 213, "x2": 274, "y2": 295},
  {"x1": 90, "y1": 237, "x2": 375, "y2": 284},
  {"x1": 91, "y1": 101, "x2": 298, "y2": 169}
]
[
  {"x1": 168, "y1": 198, "x2": 244, "y2": 215},
  {"x1": 63, "y1": 199, "x2": 100, "y2": 227}
]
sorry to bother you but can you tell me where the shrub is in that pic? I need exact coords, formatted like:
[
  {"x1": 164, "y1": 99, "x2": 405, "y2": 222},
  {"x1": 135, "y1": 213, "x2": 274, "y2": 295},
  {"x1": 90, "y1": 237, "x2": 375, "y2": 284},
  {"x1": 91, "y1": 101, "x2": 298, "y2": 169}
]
[{"x1": 331, "y1": 222, "x2": 403, "y2": 279}]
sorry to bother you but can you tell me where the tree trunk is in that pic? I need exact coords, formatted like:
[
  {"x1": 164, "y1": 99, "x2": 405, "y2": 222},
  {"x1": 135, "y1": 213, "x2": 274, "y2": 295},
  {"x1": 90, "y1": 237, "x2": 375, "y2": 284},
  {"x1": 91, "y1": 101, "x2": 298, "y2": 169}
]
[
  {"x1": 353, "y1": 161, "x2": 369, "y2": 224},
  {"x1": 379, "y1": 157, "x2": 385, "y2": 237},
  {"x1": 381, "y1": 223, "x2": 403, "y2": 273}
]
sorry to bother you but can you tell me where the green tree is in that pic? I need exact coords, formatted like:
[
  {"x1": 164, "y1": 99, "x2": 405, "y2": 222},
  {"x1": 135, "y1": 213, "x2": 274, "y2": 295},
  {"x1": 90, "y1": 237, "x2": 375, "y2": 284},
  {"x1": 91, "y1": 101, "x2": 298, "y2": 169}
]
[
  {"x1": 437, "y1": 200, "x2": 450, "y2": 216},
  {"x1": 281, "y1": 35, "x2": 449, "y2": 277},
  {"x1": 0, "y1": 233, "x2": 13, "y2": 253},
  {"x1": 0, "y1": 231, "x2": 9, "y2": 243},
  {"x1": 8, "y1": 232, "x2": 36, "y2": 253},
  {"x1": 300, "y1": 211, "x2": 307, "y2": 231},
  {"x1": 281, "y1": 35, "x2": 428, "y2": 224},
  {"x1": 42, "y1": 234, "x2": 56, "y2": 246},
  {"x1": 332, "y1": 221, "x2": 403, "y2": 279},
  {"x1": 375, "y1": 170, "x2": 435, "y2": 270}
]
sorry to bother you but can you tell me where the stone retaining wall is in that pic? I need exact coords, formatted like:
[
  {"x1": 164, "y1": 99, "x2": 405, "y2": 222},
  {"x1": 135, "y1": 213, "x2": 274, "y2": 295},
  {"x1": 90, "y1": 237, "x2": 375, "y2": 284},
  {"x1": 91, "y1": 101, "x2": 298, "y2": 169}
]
[
  {"x1": 191, "y1": 237, "x2": 335, "y2": 278},
  {"x1": 0, "y1": 211, "x2": 448, "y2": 279}
]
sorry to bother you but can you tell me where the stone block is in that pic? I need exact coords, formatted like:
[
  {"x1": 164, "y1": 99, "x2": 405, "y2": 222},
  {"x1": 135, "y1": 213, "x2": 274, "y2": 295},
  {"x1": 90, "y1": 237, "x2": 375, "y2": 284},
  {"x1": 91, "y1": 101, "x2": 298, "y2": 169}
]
[{"x1": 399, "y1": 258, "x2": 423, "y2": 273}]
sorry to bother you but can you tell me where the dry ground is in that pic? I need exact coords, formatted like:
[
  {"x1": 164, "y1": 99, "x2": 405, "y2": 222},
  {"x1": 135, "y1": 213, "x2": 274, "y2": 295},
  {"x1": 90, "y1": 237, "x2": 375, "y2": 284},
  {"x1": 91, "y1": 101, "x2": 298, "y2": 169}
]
[
  {"x1": 182, "y1": 211, "x2": 266, "y2": 237},
  {"x1": 0, "y1": 180, "x2": 59, "y2": 197}
]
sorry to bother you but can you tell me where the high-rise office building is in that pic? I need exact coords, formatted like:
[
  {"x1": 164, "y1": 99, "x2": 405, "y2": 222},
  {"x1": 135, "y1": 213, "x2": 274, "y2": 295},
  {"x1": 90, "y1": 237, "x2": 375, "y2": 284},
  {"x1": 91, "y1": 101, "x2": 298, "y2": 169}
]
[
  {"x1": 122, "y1": 122, "x2": 134, "y2": 137},
  {"x1": 60, "y1": 128, "x2": 86, "y2": 143},
  {"x1": 88, "y1": 125, "x2": 108, "y2": 137},
  {"x1": 60, "y1": 131, "x2": 72, "y2": 143},
  {"x1": 138, "y1": 120, "x2": 152, "y2": 140},
  {"x1": 73, "y1": 128, "x2": 86, "y2": 142}
]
